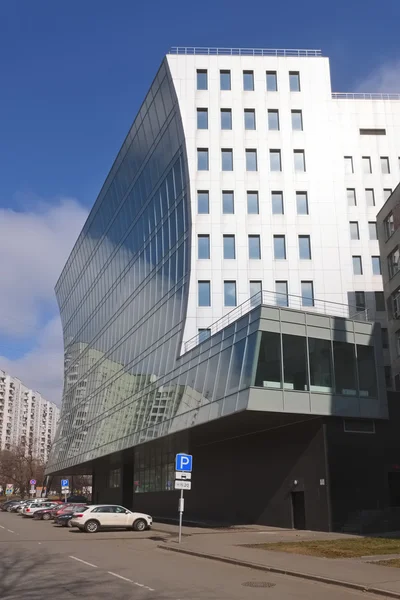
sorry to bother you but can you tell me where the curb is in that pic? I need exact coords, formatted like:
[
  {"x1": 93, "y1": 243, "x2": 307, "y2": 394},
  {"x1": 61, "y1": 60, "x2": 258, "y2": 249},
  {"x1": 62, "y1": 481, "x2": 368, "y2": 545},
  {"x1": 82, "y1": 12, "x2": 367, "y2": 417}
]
[{"x1": 158, "y1": 544, "x2": 400, "y2": 599}]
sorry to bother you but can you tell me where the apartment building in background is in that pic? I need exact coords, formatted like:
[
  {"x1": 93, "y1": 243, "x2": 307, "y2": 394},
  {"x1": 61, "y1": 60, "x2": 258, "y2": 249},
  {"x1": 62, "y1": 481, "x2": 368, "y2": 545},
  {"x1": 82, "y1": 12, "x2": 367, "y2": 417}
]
[
  {"x1": 0, "y1": 370, "x2": 60, "y2": 462},
  {"x1": 46, "y1": 48, "x2": 400, "y2": 531},
  {"x1": 377, "y1": 183, "x2": 400, "y2": 389}
]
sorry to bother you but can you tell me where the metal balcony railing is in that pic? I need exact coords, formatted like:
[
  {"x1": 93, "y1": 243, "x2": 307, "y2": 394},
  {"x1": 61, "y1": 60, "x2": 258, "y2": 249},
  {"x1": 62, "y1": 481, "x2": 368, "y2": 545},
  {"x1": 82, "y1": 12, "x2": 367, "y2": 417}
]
[
  {"x1": 168, "y1": 47, "x2": 322, "y2": 57},
  {"x1": 332, "y1": 92, "x2": 400, "y2": 100},
  {"x1": 184, "y1": 290, "x2": 369, "y2": 353}
]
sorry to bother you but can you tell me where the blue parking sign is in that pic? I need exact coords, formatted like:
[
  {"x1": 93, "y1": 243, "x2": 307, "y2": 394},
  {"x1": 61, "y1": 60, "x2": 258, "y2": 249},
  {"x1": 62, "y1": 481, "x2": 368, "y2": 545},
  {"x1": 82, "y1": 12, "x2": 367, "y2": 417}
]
[
  {"x1": 61, "y1": 479, "x2": 69, "y2": 487},
  {"x1": 175, "y1": 453, "x2": 192, "y2": 472}
]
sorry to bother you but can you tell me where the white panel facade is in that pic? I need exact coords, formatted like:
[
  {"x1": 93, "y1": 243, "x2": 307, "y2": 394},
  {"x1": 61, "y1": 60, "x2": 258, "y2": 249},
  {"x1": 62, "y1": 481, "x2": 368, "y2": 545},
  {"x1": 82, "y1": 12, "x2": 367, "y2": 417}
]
[
  {"x1": 0, "y1": 370, "x2": 60, "y2": 462},
  {"x1": 166, "y1": 50, "x2": 400, "y2": 367}
]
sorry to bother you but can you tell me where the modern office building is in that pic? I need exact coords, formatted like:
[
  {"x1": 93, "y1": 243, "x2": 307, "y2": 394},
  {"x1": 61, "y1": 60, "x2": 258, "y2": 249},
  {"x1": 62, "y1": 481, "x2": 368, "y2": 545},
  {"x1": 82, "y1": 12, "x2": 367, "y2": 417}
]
[
  {"x1": 0, "y1": 370, "x2": 60, "y2": 462},
  {"x1": 47, "y1": 47, "x2": 400, "y2": 530},
  {"x1": 377, "y1": 184, "x2": 400, "y2": 389}
]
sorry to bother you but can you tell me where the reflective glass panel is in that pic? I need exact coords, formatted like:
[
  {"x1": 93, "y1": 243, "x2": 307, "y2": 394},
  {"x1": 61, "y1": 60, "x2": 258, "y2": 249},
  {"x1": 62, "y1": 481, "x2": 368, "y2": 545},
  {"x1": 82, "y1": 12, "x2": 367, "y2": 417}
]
[
  {"x1": 255, "y1": 331, "x2": 281, "y2": 388},
  {"x1": 283, "y1": 335, "x2": 308, "y2": 391}
]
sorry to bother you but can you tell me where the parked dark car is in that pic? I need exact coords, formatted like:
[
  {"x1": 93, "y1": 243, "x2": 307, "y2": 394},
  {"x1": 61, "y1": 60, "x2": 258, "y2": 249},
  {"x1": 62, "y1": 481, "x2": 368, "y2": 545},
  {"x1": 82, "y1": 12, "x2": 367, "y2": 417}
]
[
  {"x1": 67, "y1": 495, "x2": 88, "y2": 503},
  {"x1": 1, "y1": 500, "x2": 22, "y2": 512},
  {"x1": 50, "y1": 503, "x2": 87, "y2": 519},
  {"x1": 33, "y1": 507, "x2": 56, "y2": 521},
  {"x1": 55, "y1": 507, "x2": 89, "y2": 527}
]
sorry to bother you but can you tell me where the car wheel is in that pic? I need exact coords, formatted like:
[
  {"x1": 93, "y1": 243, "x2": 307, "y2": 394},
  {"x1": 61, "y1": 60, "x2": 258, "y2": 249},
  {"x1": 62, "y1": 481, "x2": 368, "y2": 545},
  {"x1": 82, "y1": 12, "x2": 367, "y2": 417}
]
[
  {"x1": 133, "y1": 518, "x2": 147, "y2": 532},
  {"x1": 42, "y1": 513, "x2": 51, "y2": 520},
  {"x1": 6, "y1": 507, "x2": 12, "y2": 512},
  {"x1": 67, "y1": 520, "x2": 74, "y2": 528},
  {"x1": 84, "y1": 520, "x2": 99, "y2": 533}
]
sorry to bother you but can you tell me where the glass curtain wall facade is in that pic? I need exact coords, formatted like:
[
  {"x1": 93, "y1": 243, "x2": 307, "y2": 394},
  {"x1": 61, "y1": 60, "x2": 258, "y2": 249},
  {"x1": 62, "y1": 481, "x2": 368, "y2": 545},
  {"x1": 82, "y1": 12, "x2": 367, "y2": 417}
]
[{"x1": 47, "y1": 60, "x2": 191, "y2": 473}]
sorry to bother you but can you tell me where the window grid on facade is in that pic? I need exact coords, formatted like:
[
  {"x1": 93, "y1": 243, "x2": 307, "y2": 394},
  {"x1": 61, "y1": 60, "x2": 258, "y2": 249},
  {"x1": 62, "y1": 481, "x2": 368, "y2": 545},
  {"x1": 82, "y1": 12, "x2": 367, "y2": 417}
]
[
  {"x1": 384, "y1": 189, "x2": 393, "y2": 201},
  {"x1": 197, "y1": 108, "x2": 208, "y2": 129},
  {"x1": 221, "y1": 109, "x2": 232, "y2": 130},
  {"x1": 222, "y1": 191, "x2": 234, "y2": 214},
  {"x1": 347, "y1": 188, "x2": 356, "y2": 206},
  {"x1": 289, "y1": 71, "x2": 301, "y2": 91},
  {"x1": 298, "y1": 235, "x2": 311, "y2": 259},
  {"x1": 198, "y1": 281, "x2": 211, "y2": 306},
  {"x1": 197, "y1": 234, "x2": 210, "y2": 259},
  {"x1": 350, "y1": 221, "x2": 360, "y2": 240},
  {"x1": 270, "y1": 150, "x2": 282, "y2": 171},
  {"x1": 243, "y1": 70, "x2": 254, "y2": 91},
  {"x1": 222, "y1": 148, "x2": 233, "y2": 171},
  {"x1": 246, "y1": 149, "x2": 258, "y2": 171},
  {"x1": 197, "y1": 148, "x2": 209, "y2": 170},
  {"x1": 220, "y1": 70, "x2": 231, "y2": 90},
  {"x1": 250, "y1": 280, "x2": 262, "y2": 302},
  {"x1": 275, "y1": 281, "x2": 288, "y2": 307},
  {"x1": 381, "y1": 327, "x2": 389, "y2": 349},
  {"x1": 375, "y1": 291, "x2": 385, "y2": 312},
  {"x1": 352, "y1": 255, "x2": 363, "y2": 275},
  {"x1": 197, "y1": 191, "x2": 209, "y2": 214},
  {"x1": 294, "y1": 150, "x2": 306, "y2": 172},
  {"x1": 247, "y1": 191, "x2": 259, "y2": 214},
  {"x1": 291, "y1": 110, "x2": 303, "y2": 131},
  {"x1": 355, "y1": 291, "x2": 366, "y2": 311},
  {"x1": 388, "y1": 247, "x2": 400, "y2": 278},
  {"x1": 268, "y1": 110, "x2": 280, "y2": 130},
  {"x1": 198, "y1": 328, "x2": 211, "y2": 342},
  {"x1": 385, "y1": 213, "x2": 395, "y2": 239},
  {"x1": 273, "y1": 235, "x2": 286, "y2": 259},
  {"x1": 366, "y1": 188, "x2": 375, "y2": 206},
  {"x1": 381, "y1": 156, "x2": 390, "y2": 174},
  {"x1": 244, "y1": 109, "x2": 256, "y2": 130},
  {"x1": 371, "y1": 256, "x2": 381, "y2": 275},
  {"x1": 362, "y1": 156, "x2": 372, "y2": 174},
  {"x1": 266, "y1": 71, "x2": 277, "y2": 91},
  {"x1": 224, "y1": 281, "x2": 237, "y2": 306},
  {"x1": 248, "y1": 235, "x2": 261, "y2": 259},
  {"x1": 344, "y1": 156, "x2": 354, "y2": 174},
  {"x1": 272, "y1": 191, "x2": 284, "y2": 215},
  {"x1": 196, "y1": 69, "x2": 207, "y2": 90},
  {"x1": 223, "y1": 235, "x2": 236, "y2": 259},
  {"x1": 301, "y1": 281, "x2": 314, "y2": 306},
  {"x1": 296, "y1": 191, "x2": 308, "y2": 214},
  {"x1": 368, "y1": 221, "x2": 377, "y2": 240}
]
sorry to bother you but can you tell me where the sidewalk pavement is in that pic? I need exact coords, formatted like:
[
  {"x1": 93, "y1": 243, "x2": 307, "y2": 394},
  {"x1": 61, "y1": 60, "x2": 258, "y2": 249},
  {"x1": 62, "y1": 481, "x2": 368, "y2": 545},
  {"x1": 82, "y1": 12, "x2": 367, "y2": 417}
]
[{"x1": 154, "y1": 523, "x2": 400, "y2": 598}]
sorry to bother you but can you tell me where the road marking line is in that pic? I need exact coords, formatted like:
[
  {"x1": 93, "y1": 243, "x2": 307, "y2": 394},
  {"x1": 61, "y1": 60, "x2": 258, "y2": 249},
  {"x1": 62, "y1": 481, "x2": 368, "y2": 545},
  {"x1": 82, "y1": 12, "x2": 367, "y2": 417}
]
[
  {"x1": 0, "y1": 526, "x2": 4, "y2": 529},
  {"x1": 107, "y1": 572, "x2": 133, "y2": 583},
  {"x1": 69, "y1": 556, "x2": 98, "y2": 568},
  {"x1": 7, "y1": 530, "x2": 14, "y2": 533}
]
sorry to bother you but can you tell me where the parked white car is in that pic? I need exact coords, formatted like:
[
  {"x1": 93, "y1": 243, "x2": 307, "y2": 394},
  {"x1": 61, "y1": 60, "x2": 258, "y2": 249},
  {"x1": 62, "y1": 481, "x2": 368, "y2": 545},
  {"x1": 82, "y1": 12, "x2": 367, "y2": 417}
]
[
  {"x1": 21, "y1": 502, "x2": 58, "y2": 517},
  {"x1": 70, "y1": 505, "x2": 152, "y2": 533}
]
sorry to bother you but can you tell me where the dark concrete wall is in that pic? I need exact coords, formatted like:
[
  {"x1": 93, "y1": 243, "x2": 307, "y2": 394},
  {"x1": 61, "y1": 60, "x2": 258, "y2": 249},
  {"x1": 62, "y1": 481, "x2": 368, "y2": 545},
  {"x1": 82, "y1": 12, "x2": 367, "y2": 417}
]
[{"x1": 131, "y1": 416, "x2": 330, "y2": 530}]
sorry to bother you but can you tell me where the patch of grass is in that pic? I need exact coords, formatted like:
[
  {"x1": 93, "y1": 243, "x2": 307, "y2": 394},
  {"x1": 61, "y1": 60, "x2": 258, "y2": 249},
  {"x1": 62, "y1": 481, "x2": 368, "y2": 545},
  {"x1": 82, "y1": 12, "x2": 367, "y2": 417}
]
[
  {"x1": 369, "y1": 558, "x2": 400, "y2": 568},
  {"x1": 243, "y1": 538, "x2": 400, "y2": 559}
]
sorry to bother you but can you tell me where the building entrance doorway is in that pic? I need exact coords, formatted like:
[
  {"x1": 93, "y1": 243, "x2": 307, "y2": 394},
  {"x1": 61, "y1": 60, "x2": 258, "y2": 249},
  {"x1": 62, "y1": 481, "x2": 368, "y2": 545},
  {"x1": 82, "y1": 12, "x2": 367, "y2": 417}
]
[
  {"x1": 291, "y1": 491, "x2": 306, "y2": 529},
  {"x1": 388, "y1": 472, "x2": 400, "y2": 507}
]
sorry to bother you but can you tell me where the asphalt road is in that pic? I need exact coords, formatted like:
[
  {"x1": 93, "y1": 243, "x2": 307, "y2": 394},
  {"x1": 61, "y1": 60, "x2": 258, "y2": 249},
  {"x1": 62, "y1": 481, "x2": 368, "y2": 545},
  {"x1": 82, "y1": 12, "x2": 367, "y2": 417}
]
[{"x1": 0, "y1": 511, "x2": 388, "y2": 599}]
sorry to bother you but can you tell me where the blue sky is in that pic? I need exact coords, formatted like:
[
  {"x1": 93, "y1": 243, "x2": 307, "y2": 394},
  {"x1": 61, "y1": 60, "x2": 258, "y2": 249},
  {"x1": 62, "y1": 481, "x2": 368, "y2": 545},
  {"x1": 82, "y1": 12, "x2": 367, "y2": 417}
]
[{"x1": 0, "y1": 0, "x2": 399, "y2": 402}]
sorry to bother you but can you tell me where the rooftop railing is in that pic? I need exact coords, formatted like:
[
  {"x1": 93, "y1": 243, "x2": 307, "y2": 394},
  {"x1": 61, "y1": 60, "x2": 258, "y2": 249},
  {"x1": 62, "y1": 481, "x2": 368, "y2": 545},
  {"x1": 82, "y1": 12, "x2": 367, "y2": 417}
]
[
  {"x1": 168, "y1": 47, "x2": 322, "y2": 57},
  {"x1": 184, "y1": 290, "x2": 368, "y2": 353},
  {"x1": 332, "y1": 92, "x2": 400, "y2": 100}
]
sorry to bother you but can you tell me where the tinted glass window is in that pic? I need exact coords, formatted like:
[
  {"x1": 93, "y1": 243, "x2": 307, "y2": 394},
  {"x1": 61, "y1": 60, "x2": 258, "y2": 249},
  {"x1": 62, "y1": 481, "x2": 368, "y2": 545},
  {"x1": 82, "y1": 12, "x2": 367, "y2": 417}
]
[
  {"x1": 296, "y1": 192, "x2": 308, "y2": 214},
  {"x1": 198, "y1": 235, "x2": 210, "y2": 259},
  {"x1": 291, "y1": 110, "x2": 303, "y2": 130},
  {"x1": 247, "y1": 191, "x2": 259, "y2": 214},
  {"x1": 272, "y1": 191, "x2": 284, "y2": 214},
  {"x1": 270, "y1": 150, "x2": 281, "y2": 171},
  {"x1": 222, "y1": 191, "x2": 234, "y2": 214},
  {"x1": 243, "y1": 71, "x2": 254, "y2": 91},
  {"x1": 275, "y1": 281, "x2": 288, "y2": 307},
  {"x1": 334, "y1": 341, "x2": 356, "y2": 395},
  {"x1": 357, "y1": 345, "x2": 377, "y2": 397},
  {"x1": 255, "y1": 331, "x2": 281, "y2": 388},
  {"x1": 224, "y1": 281, "x2": 237, "y2": 306},
  {"x1": 197, "y1": 191, "x2": 209, "y2": 214},
  {"x1": 309, "y1": 338, "x2": 333, "y2": 392},
  {"x1": 198, "y1": 281, "x2": 211, "y2": 306},
  {"x1": 268, "y1": 110, "x2": 279, "y2": 130},
  {"x1": 246, "y1": 149, "x2": 257, "y2": 171},
  {"x1": 248, "y1": 235, "x2": 261, "y2": 259},
  {"x1": 301, "y1": 281, "x2": 314, "y2": 306},
  {"x1": 289, "y1": 72, "x2": 300, "y2": 91},
  {"x1": 220, "y1": 70, "x2": 231, "y2": 90},
  {"x1": 197, "y1": 149, "x2": 209, "y2": 170},
  {"x1": 197, "y1": 108, "x2": 208, "y2": 129},
  {"x1": 197, "y1": 70, "x2": 208, "y2": 90},
  {"x1": 221, "y1": 109, "x2": 232, "y2": 130},
  {"x1": 299, "y1": 235, "x2": 311, "y2": 259},
  {"x1": 222, "y1": 149, "x2": 233, "y2": 171},
  {"x1": 283, "y1": 335, "x2": 308, "y2": 391},
  {"x1": 223, "y1": 235, "x2": 235, "y2": 259},
  {"x1": 273, "y1": 235, "x2": 286, "y2": 259},
  {"x1": 244, "y1": 109, "x2": 256, "y2": 130},
  {"x1": 372, "y1": 256, "x2": 381, "y2": 275},
  {"x1": 266, "y1": 71, "x2": 277, "y2": 91}
]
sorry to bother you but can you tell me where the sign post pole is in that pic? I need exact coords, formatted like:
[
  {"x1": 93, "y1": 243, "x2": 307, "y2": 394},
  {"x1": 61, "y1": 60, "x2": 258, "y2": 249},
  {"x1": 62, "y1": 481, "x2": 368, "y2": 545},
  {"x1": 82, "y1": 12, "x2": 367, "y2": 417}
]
[
  {"x1": 178, "y1": 489, "x2": 184, "y2": 544},
  {"x1": 175, "y1": 453, "x2": 192, "y2": 545}
]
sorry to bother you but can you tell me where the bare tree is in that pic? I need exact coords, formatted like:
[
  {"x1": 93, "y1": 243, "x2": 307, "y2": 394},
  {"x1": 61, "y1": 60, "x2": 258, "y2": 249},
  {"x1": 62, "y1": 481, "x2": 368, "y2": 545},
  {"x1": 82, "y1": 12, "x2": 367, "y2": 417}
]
[{"x1": 0, "y1": 443, "x2": 45, "y2": 496}]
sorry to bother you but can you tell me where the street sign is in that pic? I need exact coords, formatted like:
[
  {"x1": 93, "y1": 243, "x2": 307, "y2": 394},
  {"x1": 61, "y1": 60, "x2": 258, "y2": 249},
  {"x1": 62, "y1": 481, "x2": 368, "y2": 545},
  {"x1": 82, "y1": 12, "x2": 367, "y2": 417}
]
[
  {"x1": 30, "y1": 479, "x2": 36, "y2": 486},
  {"x1": 175, "y1": 453, "x2": 192, "y2": 472},
  {"x1": 5, "y1": 484, "x2": 13, "y2": 495},
  {"x1": 174, "y1": 480, "x2": 191, "y2": 491},
  {"x1": 175, "y1": 471, "x2": 191, "y2": 480},
  {"x1": 61, "y1": 479, "x2": 69, "y2": 487}
]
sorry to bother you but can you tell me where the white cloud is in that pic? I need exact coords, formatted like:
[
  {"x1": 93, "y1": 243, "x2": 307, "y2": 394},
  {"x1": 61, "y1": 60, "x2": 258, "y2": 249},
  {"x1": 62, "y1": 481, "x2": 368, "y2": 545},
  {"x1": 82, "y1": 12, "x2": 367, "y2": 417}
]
[
  {"x1": 355, "y1": 60, "x2": 400, "y2": 93},
  {"x1": 0, "y1": 198, "x2": 88, "y2": 404}
]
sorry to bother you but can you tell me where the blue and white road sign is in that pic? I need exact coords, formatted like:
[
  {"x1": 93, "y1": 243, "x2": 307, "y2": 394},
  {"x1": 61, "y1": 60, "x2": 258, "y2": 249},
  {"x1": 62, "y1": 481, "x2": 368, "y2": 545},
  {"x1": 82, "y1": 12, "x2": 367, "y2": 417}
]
[
  {"x1": 61, "y1": 479, "x2": 69, "y2": 487},
  {"x1": 175, "y1": 453, "x2": 193, "y2": 472}
]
